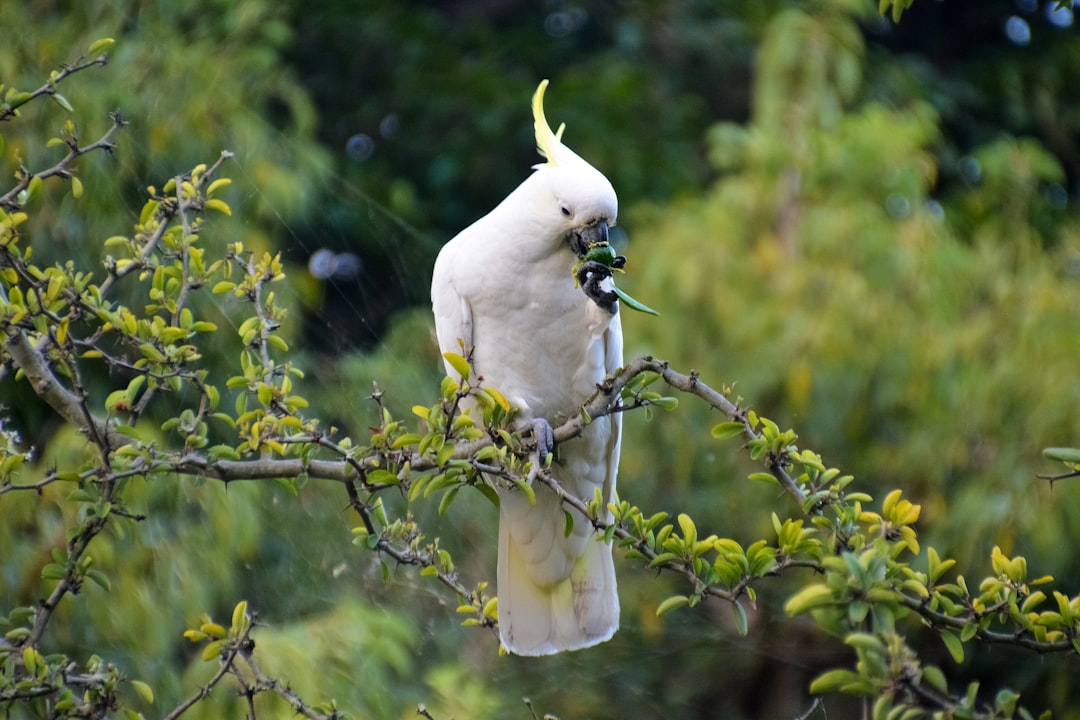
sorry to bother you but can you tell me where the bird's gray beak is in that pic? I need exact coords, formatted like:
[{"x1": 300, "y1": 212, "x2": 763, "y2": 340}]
[{"x1": 569, "y1": 219, "x2": 609, "y2": 258}]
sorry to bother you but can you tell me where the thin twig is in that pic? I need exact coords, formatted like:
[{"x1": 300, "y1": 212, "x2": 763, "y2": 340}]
[
  {"x1": 0, "y1": 54, "x2": 110, "y2": 124},
  {"x1": 0, "y1": 112, "x2": 125, "y2": 211}
]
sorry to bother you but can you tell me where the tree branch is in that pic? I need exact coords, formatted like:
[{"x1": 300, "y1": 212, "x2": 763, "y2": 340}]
[
  {"x1": 898, "y1": 594, "x2": 1074, "y2": 654},
  {"x1": 0, "y1": 111, "x2": 125, "y2": 211},
  {"x1": 0, "y1": 54, "x2": 109, "y2": 124},
  {"x1": 3, "y1": 329, "x2": 127, "y2": 450}
]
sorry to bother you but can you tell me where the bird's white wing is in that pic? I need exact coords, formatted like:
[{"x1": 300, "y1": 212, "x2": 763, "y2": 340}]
[
  {"x1": 496, "y1": 311, "x2": 622, "y2": 656},
  {"x1": 601, "y1": 317, "x2": 623, "y2": 521},
  {"x1": 430, "y1": 242, "x2": 474, "y2": 375}
]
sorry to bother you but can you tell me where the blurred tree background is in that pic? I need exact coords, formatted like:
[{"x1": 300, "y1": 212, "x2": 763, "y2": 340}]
[{"x1": 2, "y1": 0, "x2": 1080, "y2": 718}]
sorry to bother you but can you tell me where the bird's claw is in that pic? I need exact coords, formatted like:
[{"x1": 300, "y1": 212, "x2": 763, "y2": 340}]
[
  {"x1": 575, "y1": 260, "x2": 619, "y2": 314},
  {"x1": 532, "y1": 418, "x2": 554, "y2": 461},
  {"x1": 524, "y1": 418, "x2": 555, "y2": 485}
]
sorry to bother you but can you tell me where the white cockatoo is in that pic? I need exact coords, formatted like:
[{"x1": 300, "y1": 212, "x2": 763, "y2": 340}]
[{"x1": 430, "y1": 80, "x2": 623, "y2": 656}]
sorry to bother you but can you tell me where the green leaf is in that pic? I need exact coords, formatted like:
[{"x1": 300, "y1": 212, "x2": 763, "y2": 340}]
[
  {"x1": 655, "y1": 595, "x2": 690, "y2": 616},
  {"x1": 677, "y1": 513, "x2": 697, "y2": 545},
  {"x1": 366, "y1": 469, "x2": 400, "y2": 486},
  {"x1": 139, "y1": 343, "x2": 166, "y2": 363},
  {"x1": 6, "y1": 91, "x2": 32, "y2": 107},
  {"x1": 23, "y1": 646, "x2": 38, "y2": 674},
  {"x1": 731, "y1": 601, "x2": 749, "y2": 636},
  {"x1": 848, "y1": 600, "x2": 869, "y2": 624},
  {"x1": 613, "y1": 285, "x2": 659, "y2": 316},
  {"x1": 26, "y1": 174, "x2": 42, "y2": 201},
  {"x1": 995, "y1": 689, "x2": 1020, "y2": 715},
  {"x1": 86, "y1": 568, "x2": 111, "y2": 591},
  {"x1": 256, "y1": 384, "x2": 273, "y2": 406},
  {"x1": 438, "y1": 487, "x2": 459, "y2": 516},
  {"x1": 514, "y1": 478, "x2": 536, "y2": 506},
  {"x1": 391, "y1": 432, "x2": 423, "y2": 449},
  {"x1": 231, "y1": 600, "x2": 249, "y2": 632},
  {"x1": 208, "y1": 444, "x2": 241, "y2": 461},
  {"x1": 475, "y1": 482, "x2": 500, "y2": 508},
  {"x1": 845, "y1": 635, "x2": 886, "y2": 659},
  {"x1": 784, "y1": 584, "x2": 835, "y2": 616},
  {"x1": 88, "y1": 38, "x2": 116, "y2": 55},
  {"x1": 711, "y1": 421, "x2": 745, "y2": 440},
  {"x1": 647, "y1": 552, "x2": 681, "y2": 568},
  {"x1": 563, "y1": 509, "x2": 574, "y2": 538},
  {"x1": 130, "y1": 679, "x2": 154, "y2": 705},
  {"x1": 941, "y1": 630, "x2": 965, "y2": 663},
  {"x1": 52, "y1": 93, "x2": 74, "y2": 112},
  {"x1": 1043, "y1": 447, "x2": 1080, "y2": 465},
  {"x1": 808, "y1": 668, "x2": 862, "y2": 694},
  {"x1": 41, "y1": 563, "x2": 67, "y2": 580},
  {"x1": 920, "y1": 666, "x2": 947, "y2": 697},
  {"x1": 436, "y1": 440, "x2": 456, "y2": 467},
  {"x1": 649, "y1": 396, "x2": 679, "y2": 411}
]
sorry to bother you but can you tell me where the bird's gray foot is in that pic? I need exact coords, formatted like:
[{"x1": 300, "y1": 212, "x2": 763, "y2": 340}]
[
  {"x1": 524, "y1": 418, "x2": 555, "y2": 485},
  {"x1": 575, "y1": 260, "x2": 619, "y2": 314},
  {"x1": 532, "y1": 418, "x2": 554, "y2": 461}
]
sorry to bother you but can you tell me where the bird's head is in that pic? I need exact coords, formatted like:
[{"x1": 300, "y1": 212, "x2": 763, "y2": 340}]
[{"x1": 530, "y1": 79, "x2": 618, "y2": 260}]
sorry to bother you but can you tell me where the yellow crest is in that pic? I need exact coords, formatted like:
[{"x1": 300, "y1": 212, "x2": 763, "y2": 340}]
[{"x1": 532, "y1": 79, "x2": 566, "y2": 166}]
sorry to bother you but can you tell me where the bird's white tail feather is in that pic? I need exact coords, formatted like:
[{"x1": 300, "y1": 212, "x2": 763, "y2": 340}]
[{"x1": 497, "y1": 497, "x2": 618, "y2": 656}]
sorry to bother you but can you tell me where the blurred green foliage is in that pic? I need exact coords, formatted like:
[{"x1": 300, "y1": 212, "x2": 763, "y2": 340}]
[{"x1": 2, "y1": 0, "x2": 1080, "y2": 718}]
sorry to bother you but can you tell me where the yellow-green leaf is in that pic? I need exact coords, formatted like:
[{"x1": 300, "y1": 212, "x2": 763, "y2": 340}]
[
  {"x1": 130, "y1": 680, "x2": 154, "y2": 705},
  {"x1": 52, "y1": 93, "x2": 74, "y2": 112},
  {"x1": 482, "y1": 597, "x2": 499, "y2": 620},
  {"x1": 784, "y1": 584, "x2": 836, "y2": 616},
  {"x1": 22, "y1": 646, "x2": 38, "y2": 674},
  {"x1": 139, "y1": 343, "x2": 166, "y2": 363},
  {"x1": 809, "y1": 668, "x2": 862, "y2": 694},
  {"x1": 485, "y1": 386, "x2": 511, "y2": 412},
  {"x1": 88, "y1": 37, "x2": 116, "y2": 55},
  {"x1": 205, "y1": 198, "x2": 232, "y2": 215},
  {"x1": 200, "y1": 622, "x2": 227, "y2": 639},
  {"x1": 655, "y1": 595, "x2": 690, "y2": 616},
  {"x1": 266, "y1": 334, "x2": 289, "y2": 352},
  {"x1": 711, "y1": 421, "x2": 745, "y2": 440},
  {"x1": 231, "y1": 600, "x2": 248, "y2": 633},
  {"x1": 201, "y1": 640, "x2": 223, "y2": 661},
  {"x1": 206, "y1": 178, "x2": 232, "y2": 196},
  {"x1": 442, "y1": 351, "x2": 471, "y2": 380}
]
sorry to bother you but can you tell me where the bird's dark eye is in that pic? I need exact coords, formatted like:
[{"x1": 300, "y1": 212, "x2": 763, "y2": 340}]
[{"x1": 560, "y1": 205, "x2": 572, "y2": 217}]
